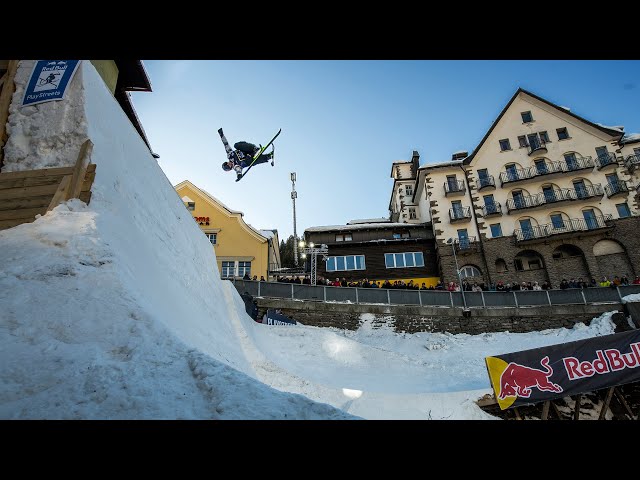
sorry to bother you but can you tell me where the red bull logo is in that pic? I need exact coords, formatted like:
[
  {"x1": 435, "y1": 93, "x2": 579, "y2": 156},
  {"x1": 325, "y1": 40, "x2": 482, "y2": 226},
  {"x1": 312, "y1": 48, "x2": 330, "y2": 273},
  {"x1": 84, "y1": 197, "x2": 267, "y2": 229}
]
[
  {"x1": 498, "y1": 356, "x2": 563, "y2": 399},
  {"x1": 486, "y1": 355, "x2": 564, "y2": 409}
]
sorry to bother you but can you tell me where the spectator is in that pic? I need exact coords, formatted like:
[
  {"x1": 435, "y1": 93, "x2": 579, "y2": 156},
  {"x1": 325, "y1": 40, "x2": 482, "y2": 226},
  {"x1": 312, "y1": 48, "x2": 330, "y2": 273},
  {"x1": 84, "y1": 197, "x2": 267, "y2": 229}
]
[
  {"x1": 568, "y1": 278, "x2": 577, "y2": 289},
  {"x1": 613, "y1": 276, "x2": 622, "y2": 286},
  {"x1": 599, "y1": 276, "x2": 611, "y2": 287},
  {"x1": 243, "y1": 272, "x2": 251, "y2": 280},
  {"x1": 511, "y1": 282, "x2": 521, "y2": 292},
  {"x1": 541, "y1": 281, "x2": 551, "y2": 290},
  {"x1": 371, "y1": 281, "x2": 379, "y2": 288},
  {"x1": 590, "y1": 278, "x2": 597, "y2": 288},
  {"x1": 252, "y1": 275, "x2": 258, "y2": 281},
  {"x1": 532, "y1": 281, "x2": 542, "y2": 291},
  {"x1": 472, "y1": 283, "x2": 482, "y2": 292},
  {"x1": 332, "y1": 277, "x2": 341, "y2": 287},
  {"x1": 340, "y1": 278, "x2": 348, "y2": 287},
  {"x1": 520, "y1": 282, "x2": 528, "y2": 291},
  {"x1": 496, "y1": 281, "x2": 505, "y2": 292},
  {"x1": 259, "y1": 275, "x2": 266, "y2": 282},
  {"x1": 559, "y1": 279, "x2": 569, "y2": 290},
  {"x1": 420, "y1": 282, "x2": 427, "y2": 290},
  {"x1": 620, "y1": 275, "x2": 630, "y2": 286},
  {"x1": 633, "y1": 276, "x2": 640, "y2": 285}
]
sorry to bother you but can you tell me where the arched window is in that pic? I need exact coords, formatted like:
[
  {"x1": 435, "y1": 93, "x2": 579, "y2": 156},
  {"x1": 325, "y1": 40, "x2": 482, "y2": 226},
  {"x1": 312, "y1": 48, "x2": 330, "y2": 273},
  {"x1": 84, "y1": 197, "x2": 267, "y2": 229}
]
[
  {"x1": 495, "y1": 258, "x2": 508, "y2": 273},
  {"x1": 459, "y1": 265, "x2": 482, "y2": 278}
]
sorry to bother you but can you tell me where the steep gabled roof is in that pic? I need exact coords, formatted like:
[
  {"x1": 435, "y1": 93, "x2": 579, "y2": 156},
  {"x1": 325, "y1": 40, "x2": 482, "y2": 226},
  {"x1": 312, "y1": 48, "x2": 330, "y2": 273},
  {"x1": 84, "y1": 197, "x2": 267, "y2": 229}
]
[{"x1": 463, "y1": 88, "x2": 625, "y2": 165}]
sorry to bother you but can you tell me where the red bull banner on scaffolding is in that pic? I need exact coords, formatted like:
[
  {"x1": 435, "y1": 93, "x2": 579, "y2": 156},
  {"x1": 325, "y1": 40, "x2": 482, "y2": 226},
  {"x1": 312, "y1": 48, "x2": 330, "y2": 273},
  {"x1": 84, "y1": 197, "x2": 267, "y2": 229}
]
[{"x1": 486, "y1": 329, "x2": 640, "y2": 410}]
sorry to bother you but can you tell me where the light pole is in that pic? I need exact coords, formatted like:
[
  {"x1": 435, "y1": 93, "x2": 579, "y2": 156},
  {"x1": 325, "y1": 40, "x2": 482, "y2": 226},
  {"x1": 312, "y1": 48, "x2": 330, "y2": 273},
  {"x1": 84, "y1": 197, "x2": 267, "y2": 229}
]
[
  {"x1": 291, "y1": 172, "x2": 298, "y2": 266},
  {"x1": 299, "y1": 240, "x2": 328, "y2": 286},
  {"x1": 447, "y1": 237, "x2": 469, "y2": 313}
]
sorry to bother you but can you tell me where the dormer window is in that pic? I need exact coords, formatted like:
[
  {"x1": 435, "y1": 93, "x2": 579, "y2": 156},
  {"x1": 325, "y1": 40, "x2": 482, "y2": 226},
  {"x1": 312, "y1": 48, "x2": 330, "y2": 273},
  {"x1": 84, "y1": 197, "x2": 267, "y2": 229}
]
[
  {"x1": 186, "y1": 202, "x2": 195, "y2": 211},
  {"x1": 521, "y1": 111, "x2": 534, "y2": 123}
]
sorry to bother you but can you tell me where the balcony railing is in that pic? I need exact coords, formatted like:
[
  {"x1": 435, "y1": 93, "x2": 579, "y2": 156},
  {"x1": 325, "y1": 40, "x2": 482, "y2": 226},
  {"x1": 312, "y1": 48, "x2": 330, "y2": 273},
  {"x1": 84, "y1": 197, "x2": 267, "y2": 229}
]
[
  {"x1": 604, "y1": 180, "x2": 630, "y2": 198},
  {"x1": 513, "y1": 214, "x2": 613, "y2": 242},
  {"x1": 481, "y1": 203, "x2": 502, "y2": 217},
  {"x1": 506, "y1": 185, "x2": 604, "y2": 212},
  {"x1": 477, "y1": 175, "x2": 495, "y2": 190},
  {"x1": 449, "y1": 206, "x2": 471, "y2": 222},
  {"x1": 527, "y1": 137, "x2": 547, "y2": 156},
  {"x1": 595, "y1": 152, "x2": 618, "y2": 170},
  {"x1": 444, "y1": 180, "x2": 465, "y2": 195},
  {"x1": 499, "y1": 157, "x2": 594, "y2": 185},
  {"x1": 624, "y1": 154, "x2": 640, "y2": 172},
  {"x1": 454, "y1": 236, "x2": 478, "y2": 252}
]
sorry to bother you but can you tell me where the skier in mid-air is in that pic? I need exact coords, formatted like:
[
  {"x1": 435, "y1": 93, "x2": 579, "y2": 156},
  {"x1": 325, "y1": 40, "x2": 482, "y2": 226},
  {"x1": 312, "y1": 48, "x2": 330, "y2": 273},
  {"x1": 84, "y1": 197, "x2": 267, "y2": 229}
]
[
  {"x1": 218, "y1": 127, "x2": 281, "y2": 181},
  {"x1": 221, "y1": 140, "x2": 274, "y2": 179}
]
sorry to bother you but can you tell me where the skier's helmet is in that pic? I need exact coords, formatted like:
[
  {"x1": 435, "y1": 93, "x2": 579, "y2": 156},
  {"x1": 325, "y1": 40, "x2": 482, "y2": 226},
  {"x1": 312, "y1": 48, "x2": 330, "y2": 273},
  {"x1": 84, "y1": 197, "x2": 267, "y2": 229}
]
[{"x1": 222, "y1": 162, "x2": 232, "y2": 171}]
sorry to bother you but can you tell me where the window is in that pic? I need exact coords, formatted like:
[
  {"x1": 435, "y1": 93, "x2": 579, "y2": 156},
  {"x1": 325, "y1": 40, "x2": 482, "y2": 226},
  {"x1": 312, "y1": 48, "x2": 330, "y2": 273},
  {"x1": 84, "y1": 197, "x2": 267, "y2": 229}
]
[
  {"x1": 499, "y1": 139, "x2": 511, "y2": 151},
  {"x1": 512, "y1": 190, "x2": 525, "y2": 209},
  {"x1": 518, "y1": 136, "x2": 528, "y2": 148},
  {"x1": 528, "y1": 133, "x2": 542, "y2": 150},
  {"x1": 521, "y1": 111, "x2": 533, "y2": 123},
  {"x1": 535, "y1": 159, "x2": 548, "y2": 175},
  {"x1": 484, "y1": 194, "x2": 497, "y2": 214},
  {"x1": 446, "y1": 175, "x2": 459, "y2": 191},
  {"x1": 550, "y1": 214, "x2": 565, "y2": 229},
  {"x1": 459, "y1": 265, "x2": 481, "y2": 278},
  {"x1": 616, "y1": 203, "x2": 631, "y2": 218},
  {"x1": 505, "y1": 164, "x2": 518, "y2": 181},
  {"x1": 405, "y1": 185, "x2": 413, "y2": 196},
  {"x1": 384, "y1": 252, "x2": 424, "y2": 268},
  {"x1": 595, "y1": 146, "x2": 609, "y2": 159},
  {"x1": 539, "y1": 131, "x2": 550, "y2": 143},
  {"x1": 186, "y1": 202, "x2": 196, "y2": 211},
  {"x1": 557, "y1": 127, "x2": 570, "y2": 140},
  {"x1": 221, "y1": 261, "x2": 235, "y2": 278},
  {"x1": 477, "y1": 168, "x2": 490, "y2": 188},
  {"x1": 528, "y1": 259, "x2": 542, "y2": 270},
  {"x1": 409, "y1": 208, "x2": 417, "y2": 219},
  {"x1": 564, "y1": 153, "x2": 578, "y2": 170},
  {"x1": 326, "y1": 255, "x2": 365, "y2": 272},
  {"x1": 542, "y1": 186, "x2": 556, "y2": 203},
  {"x1": 238, "y1": 261, "x2": 251, "y2": 278},
  {"x1": 606, "y1": 173, "x2": 620, "y2": 188},
  {"x1": 335, "y1": 233, "x2": 353, "y2": 242},
  {"x1": 495, "y1": 259, "x2": 508, "y2": 273},
  {"x1": 392, "y1": 231, "x2": 410, "y2": 239},
  {"x1": 490, "y1": 223, "x2": 502, "y2": 238},
  {"x1": 451, "y1": 200, "x2": 463, "y2": 218},
  {"x1": 206, "y1": 233, "x2": 217, "y2": 245},
  {"x1": 573, "y1": 180, "x2": 587, "y2": 199},
  {"x1": 457, "y1": 229, "x2": 469, "y2": 249}
]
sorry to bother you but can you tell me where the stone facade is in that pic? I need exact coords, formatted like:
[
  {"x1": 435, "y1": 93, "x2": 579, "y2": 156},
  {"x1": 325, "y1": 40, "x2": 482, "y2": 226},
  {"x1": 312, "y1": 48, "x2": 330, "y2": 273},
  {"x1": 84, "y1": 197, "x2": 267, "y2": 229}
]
[{"x1": 253, "y1": 297, "x2": 621, "y2": 335}]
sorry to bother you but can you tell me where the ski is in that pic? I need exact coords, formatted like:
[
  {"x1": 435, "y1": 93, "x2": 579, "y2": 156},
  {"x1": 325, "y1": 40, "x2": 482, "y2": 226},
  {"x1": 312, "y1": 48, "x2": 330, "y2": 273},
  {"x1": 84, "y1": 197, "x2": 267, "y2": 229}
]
[{"x1": 236, "y1": 128, "x2": 282, "y2": 182}]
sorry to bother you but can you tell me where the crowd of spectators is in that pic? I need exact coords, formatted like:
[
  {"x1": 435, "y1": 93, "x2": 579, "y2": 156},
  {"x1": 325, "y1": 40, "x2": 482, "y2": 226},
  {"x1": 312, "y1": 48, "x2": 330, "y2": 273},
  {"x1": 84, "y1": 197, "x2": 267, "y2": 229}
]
[{"x1": 248, "y1": 274, "x2": 640, "y2": 291}]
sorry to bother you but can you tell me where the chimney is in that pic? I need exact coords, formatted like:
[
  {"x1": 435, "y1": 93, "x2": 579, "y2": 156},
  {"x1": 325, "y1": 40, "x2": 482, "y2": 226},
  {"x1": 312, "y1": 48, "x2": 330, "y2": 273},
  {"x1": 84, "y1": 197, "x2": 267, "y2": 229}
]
[{"x1": 452, "y1": 151, "x2": 468, "y2": 161}]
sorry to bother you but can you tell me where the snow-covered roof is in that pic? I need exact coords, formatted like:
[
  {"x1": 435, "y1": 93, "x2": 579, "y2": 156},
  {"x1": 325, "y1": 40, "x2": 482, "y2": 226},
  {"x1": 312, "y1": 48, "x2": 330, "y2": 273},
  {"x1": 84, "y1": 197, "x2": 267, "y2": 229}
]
[
  {"x1": 452, "y1": 150, "x2": 467, "y2": 155},
  {"x1": 181, "y1": 195, "x2": 194, "y2": 203},
  {"x1": 596, "y1": 123, "x2": 625, "y2": 132},
  {"x1": 622, "y1": 132, "x2": 640, "y2": 144},
  {"x1": 259, "y1": 229, "x2": 276, "y2": 239},
  {"x1": 420, "y1": 159, "x2": 463, "y2": 169},
  {"x1": 305, "y1": 222, "x2": 423, "y2": 233},
  {"x1": 347, "y1": 218, "x2": 390, "y2": 225},
  {"x1": 559, "y1": 105, "x2": 571, "y2": 111}
]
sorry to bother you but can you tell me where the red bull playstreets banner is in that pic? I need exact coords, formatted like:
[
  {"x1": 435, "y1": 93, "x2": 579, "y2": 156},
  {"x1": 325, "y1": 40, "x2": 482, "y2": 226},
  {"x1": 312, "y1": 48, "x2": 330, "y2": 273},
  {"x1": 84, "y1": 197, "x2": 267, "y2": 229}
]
[{"x1": 485, "y1": 329, "x2": 640, "y2": 410}]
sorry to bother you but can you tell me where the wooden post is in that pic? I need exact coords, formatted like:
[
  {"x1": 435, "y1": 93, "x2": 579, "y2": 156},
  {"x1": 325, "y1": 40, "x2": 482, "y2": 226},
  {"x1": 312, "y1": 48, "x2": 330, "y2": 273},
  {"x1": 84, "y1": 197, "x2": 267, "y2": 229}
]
[
  {"x1": 598, "y1": 387, "x2": 615, "y2": 420},
  {"x1": 47, "y1": 175, "x2": 72, "y2": 212},
  {"x1": 573, "y1": 394, "x2": 582, "y2": 421},
  {"x1": 541, "y1": 401, "x2": 550, "y2": 420},
  {"x1": 613, "y1": 388, "x2": 637, "y2": 420},
  {"x1": 0, "y1": 60, "x2": 19, "y2": 171},
  {"x1": 513, "y1": 407, "x2": 522, "y2": 420},
  {"x1": 65, "y1": 139, "x2": 93, "y2": 201},
  {"x1": 550, "y1": 401, "x2": 563, "y2": 420}
]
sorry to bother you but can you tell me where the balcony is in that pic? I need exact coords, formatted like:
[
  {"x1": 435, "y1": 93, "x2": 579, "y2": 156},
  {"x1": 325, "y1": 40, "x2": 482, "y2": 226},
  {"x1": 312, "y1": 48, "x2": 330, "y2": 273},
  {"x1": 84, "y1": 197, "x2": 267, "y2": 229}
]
[
  {"x1": 477, "y1": 175, "x2": 496, "y2": 191},
  {"x1": 449, "y1": 206, "x2": 471, "y2": 223},
  {"x1": 624, "y1": 154, "x2": 640, "y2": 173},
  {"x1": 481, "y1": 203, "x2": 503, "y2": 217},
  {"x1": 499, "y1": 157, "x2": 594, "y2": 186},
  {"x1": 444, "y1": 180, "x2": 465, "y2": 196},
  {"x1": 506, "y1": 185, "x2": 604, "y2": 213},
  {"x1": 527, "y1": 137, "x2": 548, "y2": 156},
  {"x1": 595, "y1": 152, "x2": 619, "y2": 170},
  {"x1": 514, "y1": 215, "x2": 613, "y2": 243},
  {"x1": 604, "y1": 180, "x2": 630, "y2": 198},
  {"x1": 454, "y1": 236, "x2": 480, "y2": 253}
]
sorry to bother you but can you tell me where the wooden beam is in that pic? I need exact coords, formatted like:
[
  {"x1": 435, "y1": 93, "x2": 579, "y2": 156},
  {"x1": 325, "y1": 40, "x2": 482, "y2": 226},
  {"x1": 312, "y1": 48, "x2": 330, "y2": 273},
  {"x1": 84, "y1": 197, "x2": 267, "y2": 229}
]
[
  {"x1": 0, "y1": 206, "x2": 47, "y2": 221},
  {"x1": 0, "y1": 60, "x2": 18, "y2": 171},
  {"x1": 0, "y1": 166, "x2": 75, "y2": 180},
  {"x1": 541, "y1": 401, "x2": 550, "y2": 420},
  {"x1": 47, "y1": 175, "x2": 71, "y2": 212},
  {"x1": 513, "y1": 407, "x2": 522, "y2": 420},
  {"x1": 0, "y1": 183, "x2": 59, "y2": 200},
  {"x1": 573, "y1": 394, "x2": 582, "y2": 421},
  {"x1": 613, "y1": 388, "x2": 637, "y2": 420},
  {"x1": 598, "y1": 387, "x2": 615, "y2": 420},
  {"x1": 0, "y1": 217, "x2": 36, "y2": 230},
  {"x1": 65, "y1": 139, "x2": 93, "y2": 201},
  {"x1": 550, "y1": 401, "x2": 563, "y2": 420},
  {"x1": 0, "y1": 195, "x2": 52, "y2": 211}
]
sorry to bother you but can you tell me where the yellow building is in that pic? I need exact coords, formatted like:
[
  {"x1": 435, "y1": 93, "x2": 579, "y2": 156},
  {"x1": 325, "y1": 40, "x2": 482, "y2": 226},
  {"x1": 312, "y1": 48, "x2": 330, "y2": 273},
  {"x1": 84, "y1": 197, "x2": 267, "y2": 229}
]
[{"x1": 175, "y1": 180, "x2": 280, "y2": 280}]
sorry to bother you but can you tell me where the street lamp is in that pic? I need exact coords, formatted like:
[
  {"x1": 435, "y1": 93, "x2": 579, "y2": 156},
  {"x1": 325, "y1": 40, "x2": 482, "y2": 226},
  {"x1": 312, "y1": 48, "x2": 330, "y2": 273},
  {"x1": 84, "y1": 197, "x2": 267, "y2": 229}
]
[
  {"x1": 447, "y1": 238, "x2": 470, "y2": 315},
  {"x1": 299, "y1": 240, "x2": 328, "y2": 286}
]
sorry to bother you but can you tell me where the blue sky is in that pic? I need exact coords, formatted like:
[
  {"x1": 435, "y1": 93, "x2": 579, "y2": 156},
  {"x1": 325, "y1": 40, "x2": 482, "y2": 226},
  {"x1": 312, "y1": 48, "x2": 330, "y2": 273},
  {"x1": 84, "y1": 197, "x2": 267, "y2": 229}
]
[{"x1": 131, "y1": 60, "x2": 640, "y2": 241}]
